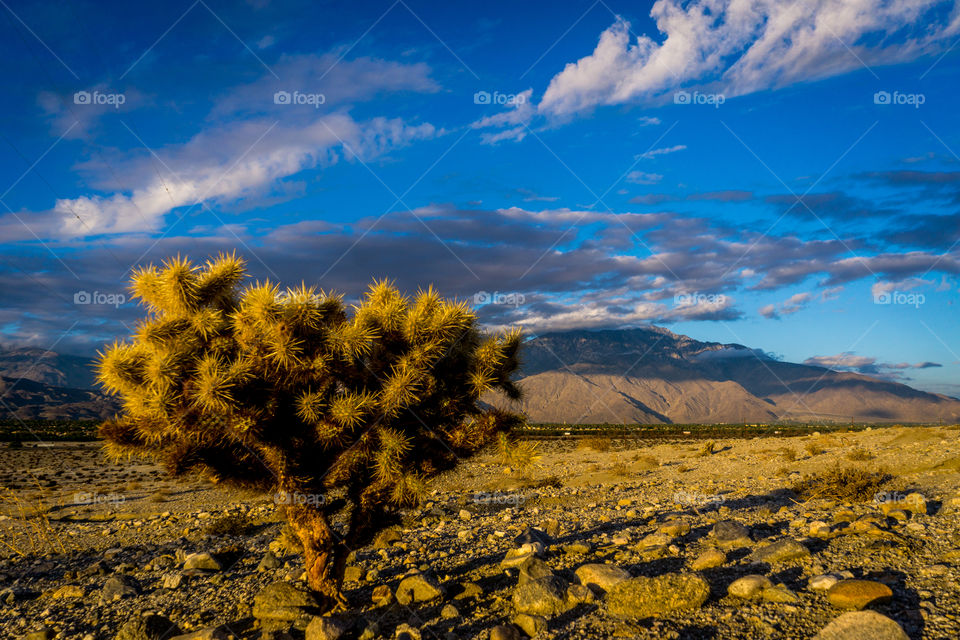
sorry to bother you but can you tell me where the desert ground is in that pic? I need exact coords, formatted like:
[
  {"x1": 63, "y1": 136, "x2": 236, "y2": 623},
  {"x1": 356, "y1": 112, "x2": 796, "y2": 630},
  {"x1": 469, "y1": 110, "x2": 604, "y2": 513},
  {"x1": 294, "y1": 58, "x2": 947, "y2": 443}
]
[{"x1": 2, "y1": 426, "x2": 960, "y2": 639}]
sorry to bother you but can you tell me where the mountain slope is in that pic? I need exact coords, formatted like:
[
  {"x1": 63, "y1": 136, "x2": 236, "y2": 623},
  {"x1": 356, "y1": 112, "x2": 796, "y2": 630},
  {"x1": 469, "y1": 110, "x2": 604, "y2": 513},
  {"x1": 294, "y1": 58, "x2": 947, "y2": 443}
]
[{"x1": 494, "y1": 328, "x2": 960, "y2": 424}]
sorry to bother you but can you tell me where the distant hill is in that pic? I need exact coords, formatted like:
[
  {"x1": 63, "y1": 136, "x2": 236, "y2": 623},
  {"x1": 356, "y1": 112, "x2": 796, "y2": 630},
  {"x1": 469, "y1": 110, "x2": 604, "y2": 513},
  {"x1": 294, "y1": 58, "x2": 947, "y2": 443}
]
[
  {"x1": 0, "y1": 348, "x2": 119, "y2": 420},
  {"x1": 489, "y1": 328, "x2": 960, "y2": 424},
  {"x1": 0, "y1": 347, "x2": 99, "y2": 389}
]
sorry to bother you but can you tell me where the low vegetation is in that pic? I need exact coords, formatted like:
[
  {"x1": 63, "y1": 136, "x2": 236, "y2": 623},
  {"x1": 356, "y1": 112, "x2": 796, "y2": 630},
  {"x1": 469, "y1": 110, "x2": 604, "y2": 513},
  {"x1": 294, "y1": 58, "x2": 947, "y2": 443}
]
[{"x1": 790, "y1": 466, "x2": 892, "y2": 502}]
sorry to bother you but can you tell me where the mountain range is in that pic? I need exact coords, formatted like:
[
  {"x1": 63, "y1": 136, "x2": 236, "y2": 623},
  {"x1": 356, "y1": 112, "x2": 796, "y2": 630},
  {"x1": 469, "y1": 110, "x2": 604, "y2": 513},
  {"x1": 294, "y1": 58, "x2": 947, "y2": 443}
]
[{"x1": 2, "y1": 327, "x2": 958, "y2": 424}]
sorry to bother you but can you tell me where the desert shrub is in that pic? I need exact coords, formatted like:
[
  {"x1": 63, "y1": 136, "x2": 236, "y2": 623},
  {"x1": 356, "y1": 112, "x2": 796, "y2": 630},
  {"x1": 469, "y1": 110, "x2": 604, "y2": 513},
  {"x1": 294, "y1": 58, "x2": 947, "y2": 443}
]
[
  {"x1": 632, "y1": 453, "x2": 658, "y2": 469},
  {"x1": 780, "y1": 448, "x2": 797, "y2": 462},
  {"x1": 149, "y1": 490, "x2": 169, "y2": 503},
  {"x1": 846, "y1": 448, "x2": 874, "y2": 461},
  {"x1": 791, "y1": 466, "x2": 891, "y2": 502},
  {"x1": 204, "y1": 513, "x2": 256, "y2": 536},
  {"x1": 579, "y1": 436, "x2": 612, "y2": 452},
  {"x1": 804, "y1": 442, "x2": 825, "y2": 456},
  {"x1": 697, "y1": 441, "x2": 716, "y2": 457},
  {"x1": 610, "y1": 462, "x2": 629, "y2": 477},
  {"x1": 497, "y1": 432, "x2": 541, "y2": 477},
  {"x1": 96, "y1": 254, "x2": 522, "y2": 608}
]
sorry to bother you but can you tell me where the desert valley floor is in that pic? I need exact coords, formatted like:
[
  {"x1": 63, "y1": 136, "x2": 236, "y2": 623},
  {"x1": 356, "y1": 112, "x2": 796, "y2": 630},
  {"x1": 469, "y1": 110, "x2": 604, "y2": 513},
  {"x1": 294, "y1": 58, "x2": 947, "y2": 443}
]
[{"x1": 3, "y1": 426, "x2": 960, "y2": 639}]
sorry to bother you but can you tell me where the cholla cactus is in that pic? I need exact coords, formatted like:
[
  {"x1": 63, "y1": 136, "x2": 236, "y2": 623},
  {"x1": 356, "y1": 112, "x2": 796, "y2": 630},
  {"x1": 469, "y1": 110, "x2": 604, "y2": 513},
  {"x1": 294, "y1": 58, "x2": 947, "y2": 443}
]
[{"x1": 97, "y1": 253, "x2": 523, "y2": 608}]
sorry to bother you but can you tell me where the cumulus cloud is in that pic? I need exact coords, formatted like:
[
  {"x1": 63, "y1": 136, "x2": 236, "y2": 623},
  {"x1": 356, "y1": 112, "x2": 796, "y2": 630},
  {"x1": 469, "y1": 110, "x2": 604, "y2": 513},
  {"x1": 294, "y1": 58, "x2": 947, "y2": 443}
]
[
  {"x1": 538, "y1": 0, "x2": 960, "y2": 117},
  {"x1": 759, "y1": 291, "x2": 813, "y2": 318}
]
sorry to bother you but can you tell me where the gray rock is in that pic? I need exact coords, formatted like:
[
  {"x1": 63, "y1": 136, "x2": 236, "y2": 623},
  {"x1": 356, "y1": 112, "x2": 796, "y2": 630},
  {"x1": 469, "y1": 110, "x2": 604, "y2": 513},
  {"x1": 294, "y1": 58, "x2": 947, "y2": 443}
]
[
  {"x1": 440, "y1": 604, "x2": 459, "y2": 619},
  {"x1": 183, "y1": 552, "x2": 223, "y2": 571},
  {"x1": 101, "y1": 575, "x2": 140, "y2": 603},
  {"x1": 727, "y1": 575, "x2": 773, "y2": 599},
  {"x1": 514, "y1": 527, "x2": 553, "y2": 548},
  {"x1": 565, "y1": 583, "x2": 595, "y2": 605},
  {"x1": 305, "y1": 616, "x2": 350, "y2": 640},
  {"x1": 168, "y1": 628, "x2": 230, "y2": 640},
  {"x1": 574, "y1": 563, "x2": 631, "y2": 593},
  {"x1": 396, "y1": 573, "x2": 443, "y2": 605},
  {"x1": 518, "y1": 557, "x2": 554, "y2": 585},
  {"x1": 691, "y1": 549, "x2": 726, "y2": 570},
  {"x1": 713, "y1": 520, "x2": 751, "y2": 545},
  {"x1": 490, "y1": 625, "x2": 523, "y2": 640},
  {"x1": 258, "y1": 551, "x2": 282, "y2": 571},
  {"x1": 512, "y1": 576, "x2": 572, "y2": 616},
  {"x1": 513, "y1": 613, "x2": 547, "y2": 637},
  {"x1": 24, "y1": 628, "x2": 54, "y2": 640},
  {"x1": 749, "y1": 538, "x2": 810, "y2": 563},
  {"x1": 606, "y1": 574, "x2": 710, "y2": 620},
  {"x1": 116, "y1": 614, "x2": 182, "y2": 640},
  {"x1": 252, "y1": 582, "x2": 322, "y2": 621},
  {"x1": 813, "y1": 611, "x2": 909, "y2": 640}
]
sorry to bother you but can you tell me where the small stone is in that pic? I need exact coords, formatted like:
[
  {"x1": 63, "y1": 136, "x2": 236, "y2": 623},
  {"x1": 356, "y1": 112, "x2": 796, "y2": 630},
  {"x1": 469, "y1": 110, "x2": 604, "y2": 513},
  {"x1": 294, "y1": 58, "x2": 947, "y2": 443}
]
[
  {"x1": 566, "y1": 583, "x2": 595, "y2": 604},
  {"x1": 343, "y1": 566, "x2": 364, "y2": 582},
  {"x1": 809, "y1": 574, "x2": 841, "y2": 591},
  {"x1": 25, "y1": 628, "x2": 54, "y2": 640},
  {"x1": 459, "y1": 509, "x2": 472, "y2": 521},
  {"x1": 116, "y1": 614, "x2": 183, "y2": 640},
  {"x1": 396, "y1": 573, "x2": 443, "y2": 605},
  {"x1": 253, "y1": 582, "x2": 322, "y2": 621},
  {"x1": 713, "y1": 520, "x2": 751, "y2": 546},
  {"x1": 305, "y1": 616, "x2": 349, "y2": 640},
  {"x1": 518, "y1": 557, "x2": 554, "y2": 585},
  {"x1": 542, "y1": 519, "x2": 560, "y2": 538},
  {"x1": 514, "y1": 527, "x2": 553, "y2": 548},
  {"x1": 162, "y1": 572, "x2": 186, "y2": 589},
  {"x1": 258, "y1": 551, "x2": 282, "y2": 571},
  {"x1": 562, "y1": 542, "x2": 592, "y2": 555},
  {"x1": 168, "y1": 627, "x2": 230, "y2": 640},
  {"x1": 813, "y1": 611, "x2": 909, "y2": 639},
  {"x1": 512, "y1": 576, "x2": 572, "y2": 616},
  {"x1": 393, "y1": 623, "x2": 421, "y2": 640},
  {"x1": 659, "y1": 521, "x2": 691, "y2": 536},
  {"x1": 606, "y1": 573, "x2": 710, "y2": 619},
  {"x1": 762, "y1": 585, "x2": 800, "y2": 603},
  {"x1": 440, "y1": 604, "x2": 459, "y2": 619},
  {"x1": 183, "y1": 552, "x2": 223, "y2": 571},
  {"x1": 827, "y1": 580, "x2": 893, "y2": 610},
  {"x1": 513, "y1": 613, "x2": 548, "y2": 637},
  {"x1": 490, "y1": 625, "x2": 523, "y2": 640},
  {"x1": 690, "y1": 549, "x2": 726, "y2": 570},
  {"x1": 100, "y1": 574, "x2": 140, "y2": 603},
  {"x1": 749, "y1": 538, "x2": 810, "y2": 564},
  {"x1": 574, "y1": 563, "x2": 631, "y2": 593},
  {"x1": 728, "y1": 575, "x2": 773, "y2": 599},
  {"x1": 371, "y1": 584, "x2": 393, "y2": 607},
  {"x1": 51, "y1": 585, "x2": 85, "y2": 598}
]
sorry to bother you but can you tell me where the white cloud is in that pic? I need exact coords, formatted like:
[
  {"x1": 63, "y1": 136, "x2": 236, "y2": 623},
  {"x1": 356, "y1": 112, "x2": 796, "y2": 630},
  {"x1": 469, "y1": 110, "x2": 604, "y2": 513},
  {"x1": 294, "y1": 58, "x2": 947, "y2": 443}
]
[
  {"x1": 759, "y1": 291, "x2": 812, "y2": 318},
  {"x1": 539, "y1": 0, "x2": 960, "y2": 117},
  {"x1": 640, "y1": 144, "x2": 686, "y2": 159},
  {"x1": 3, "y1": 114, "x2": 439, "y2": 240},
  {"x1": 470, "y1": 89, "x2": 535, "y2": 144},
  {"x1": 626, "y1": 171, "x2": 663, "y2": 184}
]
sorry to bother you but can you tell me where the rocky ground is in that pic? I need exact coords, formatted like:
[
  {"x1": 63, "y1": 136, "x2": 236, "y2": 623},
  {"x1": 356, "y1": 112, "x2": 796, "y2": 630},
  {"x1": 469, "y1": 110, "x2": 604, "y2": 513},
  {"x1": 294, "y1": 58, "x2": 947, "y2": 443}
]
[{"x1": 2, "y1": 426, "x2": 960, "y2": 639}]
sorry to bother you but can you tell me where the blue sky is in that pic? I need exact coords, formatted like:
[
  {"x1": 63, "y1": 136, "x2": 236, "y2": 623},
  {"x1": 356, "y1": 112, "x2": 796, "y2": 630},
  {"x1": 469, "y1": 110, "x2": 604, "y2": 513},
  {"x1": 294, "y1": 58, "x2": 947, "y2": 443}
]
[{"x1": 1, "y1": 0, "x2": 959, "y2": 395}]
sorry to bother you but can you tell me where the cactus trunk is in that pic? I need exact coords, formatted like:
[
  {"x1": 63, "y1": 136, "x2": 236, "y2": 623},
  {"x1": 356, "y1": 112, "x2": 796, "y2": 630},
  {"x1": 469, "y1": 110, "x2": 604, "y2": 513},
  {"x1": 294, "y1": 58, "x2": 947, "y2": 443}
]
[{"x1": 287, "y1": 501, "x2": 348, "y2": 611}]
